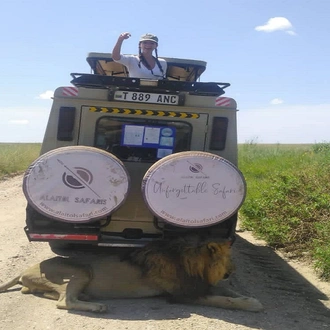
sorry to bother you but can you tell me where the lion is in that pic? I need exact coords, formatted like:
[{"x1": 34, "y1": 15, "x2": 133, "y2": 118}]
[{"x1": 0, "y1": 236, "x2": 263, "y2": 313}]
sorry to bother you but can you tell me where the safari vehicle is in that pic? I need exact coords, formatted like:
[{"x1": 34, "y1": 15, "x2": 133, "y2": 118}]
[{"x1": 23, "y1": 52, "x2": 246, "y2": 251}]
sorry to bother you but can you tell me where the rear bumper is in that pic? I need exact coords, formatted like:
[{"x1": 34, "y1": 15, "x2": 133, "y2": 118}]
[{"x1": 25, "y1": 207, "x2": 238, "y2": 249}]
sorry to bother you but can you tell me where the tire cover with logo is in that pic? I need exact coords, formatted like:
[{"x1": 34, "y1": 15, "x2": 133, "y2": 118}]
[
  {"x1": 23, "y1": 146, "x2": 130, "y2": 223},
  {"x1": 141, "y1": 151, "x2": 246, "y2": 228}
]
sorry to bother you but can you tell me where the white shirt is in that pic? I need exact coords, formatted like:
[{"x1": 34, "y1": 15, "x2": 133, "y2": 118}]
[{"x1": 114, "y1": 54, "x2": 167, "y2": 79}]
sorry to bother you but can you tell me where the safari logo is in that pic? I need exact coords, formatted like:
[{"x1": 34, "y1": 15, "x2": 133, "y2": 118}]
[
  {"x1": 189, "y1": 163, "x2": 203, "y2": 173},
  {"x1": 62, "y1": 167, "x2": 93, "y2": 189}
]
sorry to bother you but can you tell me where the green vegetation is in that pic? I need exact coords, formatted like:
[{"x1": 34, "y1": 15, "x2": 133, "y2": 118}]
[
  {"x1": 0, "y1": 143, "x2": 41, "y2": 179},
  {"x1": 239, "y1": 142, "x2": 330, "y2": 280}
]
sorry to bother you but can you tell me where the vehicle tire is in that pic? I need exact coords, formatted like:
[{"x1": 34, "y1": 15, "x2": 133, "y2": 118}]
[
  {"x1": 142, "y1": 151, "x2": 246, "y2": 228},
  {"x1": 23, "y1": 146, "x2": 130, "y2": 223}
]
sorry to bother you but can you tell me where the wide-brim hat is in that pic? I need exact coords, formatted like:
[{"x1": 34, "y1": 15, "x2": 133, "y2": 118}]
[{"x1": 139, "y1": 33, "x2": 158, "y2": 44}]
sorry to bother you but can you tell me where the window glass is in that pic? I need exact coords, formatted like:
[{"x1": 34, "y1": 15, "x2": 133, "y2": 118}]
[
  {"x1": 209, "y1": 117, "x2": 228, "y2": 151},
  {"x1": 95, "y1": 117, "x2": 192, "y2": 162},
  {"x1": 57, "y1": 107, "x2": 76, "y2": 141}
]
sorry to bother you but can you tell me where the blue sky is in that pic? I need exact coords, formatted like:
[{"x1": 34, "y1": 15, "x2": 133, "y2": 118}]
[{"x1": 1, "y1": 0, "x2": 329, "y2": 144}]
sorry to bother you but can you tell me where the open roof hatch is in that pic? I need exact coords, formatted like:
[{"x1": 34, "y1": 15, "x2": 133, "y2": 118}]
[
  {"x1": 86, "y1": 52, "x2": 207, "y2": 82},
  {"x1": 70, "y1": 53, "x2": 230, "y2": 96}
]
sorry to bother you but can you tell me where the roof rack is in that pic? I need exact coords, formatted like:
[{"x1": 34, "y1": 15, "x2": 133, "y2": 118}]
[{"x1": 70, "y1": 73, "x2": 230, "y2": 97}]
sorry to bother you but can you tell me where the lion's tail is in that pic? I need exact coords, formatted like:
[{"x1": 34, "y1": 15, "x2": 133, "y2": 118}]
[{"x1": 0, "y1": 276, "x2": 21, "y2": 292}]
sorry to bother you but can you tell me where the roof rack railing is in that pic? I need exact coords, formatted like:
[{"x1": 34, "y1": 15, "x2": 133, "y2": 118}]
[{"x1": 70, "y1": 73, "x2": 230, "y2": 96}]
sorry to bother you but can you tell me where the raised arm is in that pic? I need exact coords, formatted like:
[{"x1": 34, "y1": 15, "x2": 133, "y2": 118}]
[{"x1": 112, "y1": 32, "x2": 131, "y2": 61}]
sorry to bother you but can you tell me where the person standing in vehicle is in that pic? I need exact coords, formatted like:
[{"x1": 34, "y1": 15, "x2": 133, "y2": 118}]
[{"x1": 112, "y1": 32, "x2": 167, "y2": 79}]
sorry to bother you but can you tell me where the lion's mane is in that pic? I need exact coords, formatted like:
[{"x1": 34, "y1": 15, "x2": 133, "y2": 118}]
[{"x1": 127, "y1": 236, "x2": 233, "y2": 301}]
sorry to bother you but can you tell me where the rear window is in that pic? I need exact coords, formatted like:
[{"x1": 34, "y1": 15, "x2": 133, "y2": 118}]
[{"x1": 94, "y1": 117, "x2": 192, "y2": 162}]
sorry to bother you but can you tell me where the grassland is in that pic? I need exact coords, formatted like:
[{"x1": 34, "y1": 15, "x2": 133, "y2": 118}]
[
  {"x1": 239, "y1": 142, "x2": 330, "y2": 280},
  {"x1": 0, "y1": 142, "x2": 329, "y2": 280},
  {"x1": 0, "y1": 143, "x2": 41, "y2": 179}
]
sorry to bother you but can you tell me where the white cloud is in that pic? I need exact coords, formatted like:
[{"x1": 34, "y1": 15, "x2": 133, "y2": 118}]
[
  {"x1": 255, "y1": 17, "x2": 295, "y2": 35},
  {"x1": 37, "y1": 90, "x2": 54, "y2": 99},
  {"x1": 0, "y1": 106, "x2": 50, "y2": 142},
  {"x1": 270, "y1": 98, "x2": 284, "y2": 105},
  {"x1": 286, "y1": 30, "x2": 297, "y2": 36},
  {"x1": 9, "y1": 119, "x2": 29, "y2": 125}
]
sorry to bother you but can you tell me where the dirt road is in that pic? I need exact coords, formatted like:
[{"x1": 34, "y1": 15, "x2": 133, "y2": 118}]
[{"x1": 0, "y1": 175, "x2": 329, "y2": 330}]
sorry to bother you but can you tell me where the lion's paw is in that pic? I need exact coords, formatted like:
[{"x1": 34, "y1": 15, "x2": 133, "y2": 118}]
[
  {"x1": 91, "y1": 303, "x2": 108, "y2": 313},
  {"x1": 20, "y1": 286, "x2": 31, "y2": 294},
  {"x1": 57, "y1": 301, "x2": 108, "y2": 313},
  {"x1": 242, "y1": 297, "x2": 264, "y2": 312}
]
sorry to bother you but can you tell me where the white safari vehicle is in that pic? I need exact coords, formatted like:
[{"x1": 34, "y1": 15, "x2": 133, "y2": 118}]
[{"x1": 23, "y1": 53, "x2": 246, "y2": 252}]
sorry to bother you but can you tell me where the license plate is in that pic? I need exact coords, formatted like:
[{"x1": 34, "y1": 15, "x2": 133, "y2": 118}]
[{"x1": 114, "y1": 91, "x2": 179, "y2": 105}]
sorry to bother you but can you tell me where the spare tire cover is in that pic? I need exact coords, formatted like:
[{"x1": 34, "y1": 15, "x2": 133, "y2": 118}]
[
  {"x1": 142, "y1": 151, "x2": 246, "y2": 228},
  {"x1": 23, "y1": 146, "x2": 130, "y2": 223}
]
